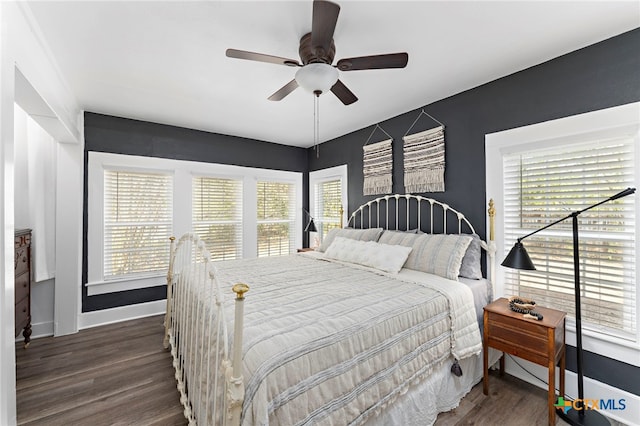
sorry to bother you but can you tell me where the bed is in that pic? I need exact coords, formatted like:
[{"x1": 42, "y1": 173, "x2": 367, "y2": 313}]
[{"x1": 164, "y1": 194, "x2": 499, "y2": 425}]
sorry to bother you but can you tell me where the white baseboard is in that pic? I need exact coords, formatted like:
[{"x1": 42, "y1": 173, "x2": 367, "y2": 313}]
[
  {"x1": 504, "y1": 356, "x2": 639, "y2": 426},
  {"x1": 31, "y1": 321, "x2": 54, "y2": 339},
  {"x1": 78, "y1": 299, "x2": 166, "y2": 330}
]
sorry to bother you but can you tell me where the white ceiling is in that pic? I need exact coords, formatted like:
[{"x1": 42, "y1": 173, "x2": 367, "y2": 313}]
[{"x1": 25, "y1": 1, "x2": 640, "y2": 148}]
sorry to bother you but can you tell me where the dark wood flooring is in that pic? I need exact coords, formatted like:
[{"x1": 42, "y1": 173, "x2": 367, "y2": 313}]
[
  {"x1": 16, "y1": 315, "x2": 571, "y2": 425},
  {"x1": 16, "y1": 316, "x2": 185, "y2": 425}
]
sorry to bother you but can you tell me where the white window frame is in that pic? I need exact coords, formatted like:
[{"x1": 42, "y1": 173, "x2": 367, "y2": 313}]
[
  {"x1": 309, "y1": 165, "x2": 348, "y2": 241},
  {"x1": 486, "y1": 102, "x2": 640, "y2": 366},
  {"x1": 192, "y1": 174, "x2": 244, "y2": 261},
  {"x1": 255, "y1": 179, "x2": 301, "y2": 257},
  {"x1": 88, "y1": 152, "x2": 302, "y2": 295}
]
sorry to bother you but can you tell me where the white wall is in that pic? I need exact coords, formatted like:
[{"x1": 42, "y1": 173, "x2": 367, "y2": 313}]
[
  {"x1": 0, "y1": 2, "x2": 82, "y2": 424},
  {"x1": 14, "y1": 105, "x2": 57, "y2": 338}
]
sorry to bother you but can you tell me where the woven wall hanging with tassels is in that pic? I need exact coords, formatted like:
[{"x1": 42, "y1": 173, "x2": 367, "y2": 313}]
[
  {"x1": 362, "y1": 124, "x2": 393, "y2": 196},
  {"x1": 403, "y1": 110, "x2": 446, "y2": 193}
]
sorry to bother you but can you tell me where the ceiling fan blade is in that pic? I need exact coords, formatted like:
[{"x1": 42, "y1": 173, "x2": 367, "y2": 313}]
[
  {"x1": 330, "y1": 79, "x2": 358, "y2": 105},
  {"x1": 268, "y1": 79, "x2": 299, "y2": 101},
  {"x1": 336, "y1": 53, "x2": 408, "y2": 71},
  {"x1": 311, "y1": 0, "x2": 340, "y2": 56},
  {"x1": 226, "y1": 49, "x2": 301, "y2": 67}
]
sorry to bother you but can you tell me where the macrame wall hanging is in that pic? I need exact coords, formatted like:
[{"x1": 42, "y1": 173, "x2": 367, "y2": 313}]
[
  {"x1": 362, "y1": 124, "x2": 393, "y2": 196},
  {"x1": 403, "y1": 109, "x2": 446, "y2": 193}
]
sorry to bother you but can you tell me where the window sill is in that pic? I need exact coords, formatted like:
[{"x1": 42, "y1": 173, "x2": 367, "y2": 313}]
[{"x1": 86, "y1": 274, "x2": 165, "y2": 296}]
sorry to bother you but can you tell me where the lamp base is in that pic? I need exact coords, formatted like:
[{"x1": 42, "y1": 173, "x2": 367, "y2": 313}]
[{"x1": 556, "y1": 408, "x2": 610, "y2": 426}]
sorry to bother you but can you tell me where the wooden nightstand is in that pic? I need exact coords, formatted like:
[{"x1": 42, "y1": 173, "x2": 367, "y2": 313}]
[
  {"x1": 483, "y1": 297, "x2": 566, "y2": 426},
  {"x1": 297, "y1": 248, "x2": 315, "y2": 253}
]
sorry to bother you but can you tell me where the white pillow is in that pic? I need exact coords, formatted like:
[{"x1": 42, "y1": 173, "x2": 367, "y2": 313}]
[{"x1": 323, "y1": 237, "x2": 413, "y2": 274}]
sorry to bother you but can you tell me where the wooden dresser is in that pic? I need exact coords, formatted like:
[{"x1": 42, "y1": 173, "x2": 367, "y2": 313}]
[{"x1": 15, "y1": 229, "x2": 32, "y2": 348}]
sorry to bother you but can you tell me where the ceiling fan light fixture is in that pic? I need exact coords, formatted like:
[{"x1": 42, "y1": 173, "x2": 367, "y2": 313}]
[{"x1": 295, "y1": 63, "x2": 338, "y2": 94}]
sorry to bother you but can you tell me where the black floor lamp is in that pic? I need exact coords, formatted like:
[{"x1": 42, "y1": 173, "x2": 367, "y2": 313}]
[{"x1": 501, "y1": 187, "x2": 635, "y2": 426}]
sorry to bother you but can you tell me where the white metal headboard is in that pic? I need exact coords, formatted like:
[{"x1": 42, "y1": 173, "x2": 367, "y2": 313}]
[
  {"x1": 347, "y1": 194, "x2": 496, "y2": 285},
  {"x1": 347, "y1": 194, "x2": 477, "y2": 235}
]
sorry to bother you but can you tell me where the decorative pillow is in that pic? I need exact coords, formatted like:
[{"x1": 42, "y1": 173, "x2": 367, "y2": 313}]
[
  {"x1": 317, "y1": 227, "x2": 384, "y2": 252},
  {"x1": 378, "y1": 230, "x2": 421, "y2": 247},
  {"x1": 459, "y1": 233, "x2": 483, "y2": 280},
  {"x1": 403, "y1": 234, "x2": 473, "y2": 280},
  {"x1": 324, "y1": 237, "x2": 413, "y2": 274}
]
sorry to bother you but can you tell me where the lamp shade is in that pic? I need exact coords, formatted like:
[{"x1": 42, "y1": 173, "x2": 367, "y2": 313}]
[
  {"x1": 304, "y1": 218, "x2": 318, "y2": 233},
  {"x1": 501, "y1": 241, "x2": 536, "y2": 270},
  {"x1": 295, "y1": 63, "x2": 339, "y2": 94}
]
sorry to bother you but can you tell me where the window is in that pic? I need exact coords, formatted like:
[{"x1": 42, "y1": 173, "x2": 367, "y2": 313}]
[
  {"x1": 103, "y1": 170, "x2": 173, "y2": 279},
  {"x1": 88, "y1": 152, "x2": 302, "y2": 295},
  {"x1": 503, "y1": 138, "x2": 636, "y2": 338},
  {"x1": 309, "y1": 165, "x2": 348, "y2": 244},
  {"x1": 486, "y1": 102, "x2": 640, "y2": 357},
  {"x1": 192, "y1": 176, "x2": 243, "y2": 261},
  {"x1": 314, "y1": 179, "x2": 343, "y2": 240},
  {"x1": 257, "y1": 181, "x2": 296, "y2": 257}
]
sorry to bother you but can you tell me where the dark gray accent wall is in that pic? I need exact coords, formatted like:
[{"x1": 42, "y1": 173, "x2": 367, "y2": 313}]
[
  {"x1": 83, "y1": 113, "x2": 308, "y2": 312},
  {"x1": 310, "y1": 28, "x2": 640, "y2": 241},
  {"x1": 309, "y1": 28, "x2": 640, "y2": 396}
]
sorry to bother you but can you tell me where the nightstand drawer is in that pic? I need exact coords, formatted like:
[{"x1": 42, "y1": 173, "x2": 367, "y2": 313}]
[{"x1": 487, "y1": 315, "x2": 549, "y2": 364}]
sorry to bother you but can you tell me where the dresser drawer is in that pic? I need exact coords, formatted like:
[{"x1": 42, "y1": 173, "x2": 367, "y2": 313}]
[
  {"x1": 15, "y1": 247, "x2": 29, "y2": 276},
  {"x1": 15, "y1": 231, "x2": 31, "y2": 248},
  {"x1": 15, "y1": 271, "x2": 30, "y2": 302},
  {"x1": 15, "y1": 296, "x2": 30, "y2": 337}
]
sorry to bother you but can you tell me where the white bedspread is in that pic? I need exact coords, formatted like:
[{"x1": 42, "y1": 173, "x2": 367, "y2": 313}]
[{"x1": 198, "y1": 253, "x2": 483, "y2": 426}]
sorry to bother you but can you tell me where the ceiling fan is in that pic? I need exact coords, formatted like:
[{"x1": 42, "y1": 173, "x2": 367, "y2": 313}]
[{"x1": 225, "y1": 0, "x2": 408, "y2": 105}]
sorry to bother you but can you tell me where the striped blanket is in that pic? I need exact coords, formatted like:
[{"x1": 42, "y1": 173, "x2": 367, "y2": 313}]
[{"x1": 184, "y1": 253, "x2": 482, "y2": 425}]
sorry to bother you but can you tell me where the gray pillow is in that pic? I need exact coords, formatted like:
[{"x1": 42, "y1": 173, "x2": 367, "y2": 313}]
[
  {"x1": 378, "y1": 230, "x2": 421, "y2": 247},
  {"x1": 459, "y1": 233, "x2": 483, "y2": 280},
  {"x1": 317, "y1": 227, "x2": 384, "y2": 252},
  {"x1": 403, "y1": 233, "x2": 472, "y2": 280}
]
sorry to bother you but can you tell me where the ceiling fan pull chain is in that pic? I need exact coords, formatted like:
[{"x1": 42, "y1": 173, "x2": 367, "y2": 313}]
[{"x1": 314, "y1": 94, "x2": 320, "y2": 158}]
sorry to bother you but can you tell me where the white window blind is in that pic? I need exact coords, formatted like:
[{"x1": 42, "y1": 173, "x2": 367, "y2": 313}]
[
  {"x1": 192, "y1": 176, "x2": 243, "y2": 261},
  {"x1": 103, "y1": 170, "x2": 173, "y2": 279},
  {"x1": 257, "y1": 181, "x2": 295, "y2": 257},
  {"x1": 503, "y1": 137, "x2": 636, "y2": 338},
  {"x1": 314, "y1": 178, "x2": 343, "y2": 241}
]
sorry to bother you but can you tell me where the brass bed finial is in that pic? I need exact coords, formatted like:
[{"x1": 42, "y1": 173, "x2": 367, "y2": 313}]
[
  {"x1": 232, "y1": 283, "x2": 249, "y2": 300},
  {"x1": 488, "y1": 199, "x2": 495, "y2": 242}
]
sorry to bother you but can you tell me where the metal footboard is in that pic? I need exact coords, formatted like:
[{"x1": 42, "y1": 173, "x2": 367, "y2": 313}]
[{"x1": 164, "y1": 233, "x2": 247, "y2": 426}]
